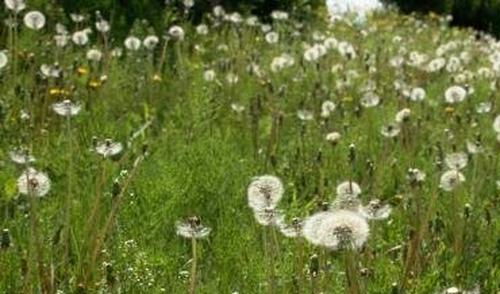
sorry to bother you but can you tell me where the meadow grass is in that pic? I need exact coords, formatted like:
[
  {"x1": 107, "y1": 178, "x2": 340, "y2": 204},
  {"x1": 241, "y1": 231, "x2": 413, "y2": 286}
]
[{"x1": 0, "y1": 3, "x2": 500, "y2": 293}]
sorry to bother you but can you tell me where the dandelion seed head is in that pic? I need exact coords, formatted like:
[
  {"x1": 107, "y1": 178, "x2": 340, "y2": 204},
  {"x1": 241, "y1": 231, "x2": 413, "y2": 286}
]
[
  {"x1": 360, "y1": 92, "x2": 380, "y2": 108},
  {"x1": 381, "y1": 122, "x2": 401, "y2": 138},
  {"x1": 168, "y1": 26, "x2": 185, "y2": 41},
  {"x1": 336, "y1": 181, "x2": 362, "y2": 198},
  {"x1": 445, "y1": 85, "x2": 467, "y2": 104},
  {"x1": 440, "y1": 170, "x2": 466, "y2": 191},
  {"x1": 0, "y1": 51, "x2": 8, "y2": 69},
  {"x1": 303, "y1": 210, "x2": 369, "y2": 250},
  {"x1": 86, "y1": 49, "x2": 103, "y2": 62},
  {"x1": 253, "y1": 208, "x2": 283, "y2": 226},
  {"x1": 72, "y1": 30, "x2": 90, "y2": 46},
  {"x1": 410, "y1": 87, "x2": 426, "y2": 101},
  {"x1": 124, "y1": 36, "x2": 141, "y2": 51},
  {"x1": 23, "y1": 11, "x2": 45, "y2": 30},
  {"x1": 9, "y1": 148, "x2": 35, "y2": 165},
  {"x1": 444, "y1": 152, "x2": 468, "y2": 170},
  {"x1": 176, "y1": 216, "x2": 211, "y2": 239},
  {"x1": 5, "y1": 0, "x2": 25, "y2": 13},
  {"x1": 325, "y1": 132, "x2": 341, "y2": 144},
  {"x1": 143, "y1": 35, "x2": 159, "y2": 50},
  {"x1": 321, "y1": 101, "x2": 336, "y2": 118},
  {"x1": 493, "y1": 115, "x2": 500, "y2": 133},
  {"x1": 95, "y1": 139, "x2": 123, "y2": 158},
  {"x1": 359, "y1": 199, "x2": 391, "y2": 220},
  {"x1": 247, "y1": 175, "x2": 284, "y2": 211},
  {"x1": 52, "y1": 100, "x2": 81, "y2": 117},
  {"x1": 395, "y1": 108, "x2": 411, "y2": 124},
  {"x1": 17, "y1": 168, "x2": 51, "y2": 197}
]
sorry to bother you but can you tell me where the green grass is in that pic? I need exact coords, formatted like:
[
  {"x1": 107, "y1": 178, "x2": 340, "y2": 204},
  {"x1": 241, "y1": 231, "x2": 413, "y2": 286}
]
[{"x1": 0, "y1": 6, "x2": 500, "y2": 294}]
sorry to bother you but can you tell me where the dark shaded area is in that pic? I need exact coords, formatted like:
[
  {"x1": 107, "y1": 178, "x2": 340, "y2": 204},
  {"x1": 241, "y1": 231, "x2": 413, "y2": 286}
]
[{"x1": 384, "y1": 0, "x2": 500, "y2": 37}]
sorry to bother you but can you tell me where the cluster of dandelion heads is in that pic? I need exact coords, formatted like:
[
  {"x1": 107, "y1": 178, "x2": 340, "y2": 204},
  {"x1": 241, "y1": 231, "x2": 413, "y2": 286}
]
[
  {"x1": 303, "y1": 210, "x2": 369, "y2": 250},
  {"x1": 17, "y1": 168, "x2": 51, "y2": 197},
  {"x1": 176, "y1": 216, "x2": 211, "y2": 240}
]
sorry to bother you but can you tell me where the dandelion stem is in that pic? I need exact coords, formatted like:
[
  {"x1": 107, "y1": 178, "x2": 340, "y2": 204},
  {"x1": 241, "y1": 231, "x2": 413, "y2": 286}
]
[{"x1": 189, "y1": 238, "x2": 198, "y2": 294}]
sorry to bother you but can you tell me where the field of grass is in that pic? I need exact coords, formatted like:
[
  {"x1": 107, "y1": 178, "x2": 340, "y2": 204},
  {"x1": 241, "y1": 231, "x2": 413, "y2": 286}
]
[{"x1": 0, "y1": 3, "x2": 500, "y2": 293}]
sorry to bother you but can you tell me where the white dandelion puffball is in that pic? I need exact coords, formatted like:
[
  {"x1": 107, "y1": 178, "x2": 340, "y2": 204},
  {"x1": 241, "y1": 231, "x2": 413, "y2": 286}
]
[
  {"x1": 253, "y1": 209, "x2": 283, "y2": 227},
  {"x1": 176, "y1": 217, "x2": 211, "y2": 239},
  {"x1": 168, "y1": 26, "x2": 185, "y2": 41},
  {"x1": 265, "y1": 31, "x2": 279, "y2": 44},
  {"x1": 72, "y1": 30, "x2": 90, "y2": 46},
  {"x1": 52, "y1": 100, "x2": 81, "y2": 117},
  {"x1": 95, "y1": 139, "x2": 123, "y2": 158},
  {"x1": 326, "y1": 0, "x2": 383, "y2": 20},
  {"x1": 86, "y1": 49, "x2": 103, "y2": 62},
  {"x1": 95, "y1": 19, "x2": 110, "y2": 33},
  {"x1": 143, "y1": 35, "x2": 159, "y2": 50},
  {"x1": 0, "y1": 51, "x2": 8, "y2": 69},
  {"x1": 203, "y1": 69, "x2": 216, "y2": 82},
  {"x1": 54, "y1": 35, "x2": 69, "y2": 47},
  {"x1": 303, "y1": 210, "x2": 369, "y2": 250},
  {"x1": 444, "y1": 85, "x2": 467, "y2": 104},
  {"x1": 247, "y1": 175, "x2": 284, "y2": 211},
  {"x1": 359, "y1": 199, "x2": 391, "y2": 220},
  {"x1": 23, "y1": 11, "x2": 46, "y2": 30},
  {"x1": 40, "y1": 64, "x2": 61, "y2": 78},
  {"x1": 493, "y1": 115, "x2": 500, "y2": 133},
  {"x1": 444, "y1": 152, "x2": 468, "y2": 170},
  {"x1": 381, "y1": 123, "x2": 401, "y2": 138},
  {"x1": 360, "y1": 92, "x2": 380, "y2": 108},
  {"x1": 326, "y1": 132, "x2": 341, "y2": 144},
  {"x1": 124, "y1": 36, "x2": 141, "y2": 51},
  {"x1": 410, "y1": 87, "x2": 426, "y2": 102},
  {"x1": 9, "y1": 148, "x2": 35, "y2": 165},
  {"x1": 196, "y1": 24, "x2": 208, "y2": 35},
  {"x1": 5, "y1": 0, "x2": 25, "y2": 13},
  {"x1": 17, "y1": 168, "x2": 51, "y2": 197},
  {"x1": 321, "y1": 101, "x2": 336, "y2": 118},
  {"x1": 440, "y1": 170, "x2": 466, "y2": 192},
  {"x1": 336, "y1": 181, "x2": 362, "y2": 198},
  {"x1": 395, "y1": 108, "x2": 411, "y2": 124}
]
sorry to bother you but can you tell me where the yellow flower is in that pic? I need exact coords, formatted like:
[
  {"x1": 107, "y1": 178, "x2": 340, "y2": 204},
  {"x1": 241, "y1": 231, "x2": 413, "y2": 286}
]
[
  {"x1": 49, "y1": 88, "x2": 70, "y2": 97},
  {"x1": 77, "y1": 67, "x2": 88, "y2": 76},
  {"x1": 445, "y1": 107, "x2": 455, "y2": 114},
  {"x1": 88, "y1": 80, "x2": 101, "y2": 89},
  {"x1": 152, "y1": 74, "x2": 162, "y2": 82},
  {"x1": 343, "y1": 96, "x2": 353, "y2": 103}
]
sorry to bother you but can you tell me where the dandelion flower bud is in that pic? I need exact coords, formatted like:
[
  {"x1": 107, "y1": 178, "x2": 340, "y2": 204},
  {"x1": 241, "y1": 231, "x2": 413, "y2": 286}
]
[
  {"x1": 17, "y1": 168, "x2": 51, "y2": 197},
  {"x1": 247, "y1": 175, "x2": 284, "y2": 211}
]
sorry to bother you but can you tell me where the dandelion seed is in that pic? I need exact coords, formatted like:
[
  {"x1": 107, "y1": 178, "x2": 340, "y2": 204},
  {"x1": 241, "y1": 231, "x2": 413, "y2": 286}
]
[
  {"x1": 23, "y1": 11, "x2": 45, "y2": 30},
  {"x1": 444, "y1": 85, "x2": 467, "y2": 104},
  {"x1": 52, "y1": 100, "x2": 81, "y2": 117},
  {"x1": 17, "y1": 168, "x2": 51, "y2": 197},
  {"x1": 381, "y1": 123, "x2": 401, "y2": 138},
  {"x1": 444, "y1": 152, "x2": 468, "y2": 170},
  {"x1": 303, "y1": 210, "x2": 369, "y2": 250},
  {"x1": 359, "y1": 199, "x2": 391, "y2": 220},
  {"x1": 9, "y1": 148, "x2": 35, "y2": 165},
  {"x1": 247, "y1": 175, "x2": 284, "y2": 211},
  {"x1": 4, "y1": 0, "x2": 25, "y2": 13},
  {"x1": 95, "y1": 139, "x2": 123, "y2": 158},
  {"x1": 176, "y1": 216, "x2": 211, "y2": 239},
  {"x1": 440, "y1": 170, "x2": 465, "y2": 191},
  {"x1": 124, "y1": 36, "x2": 141, "y2": 51}
]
